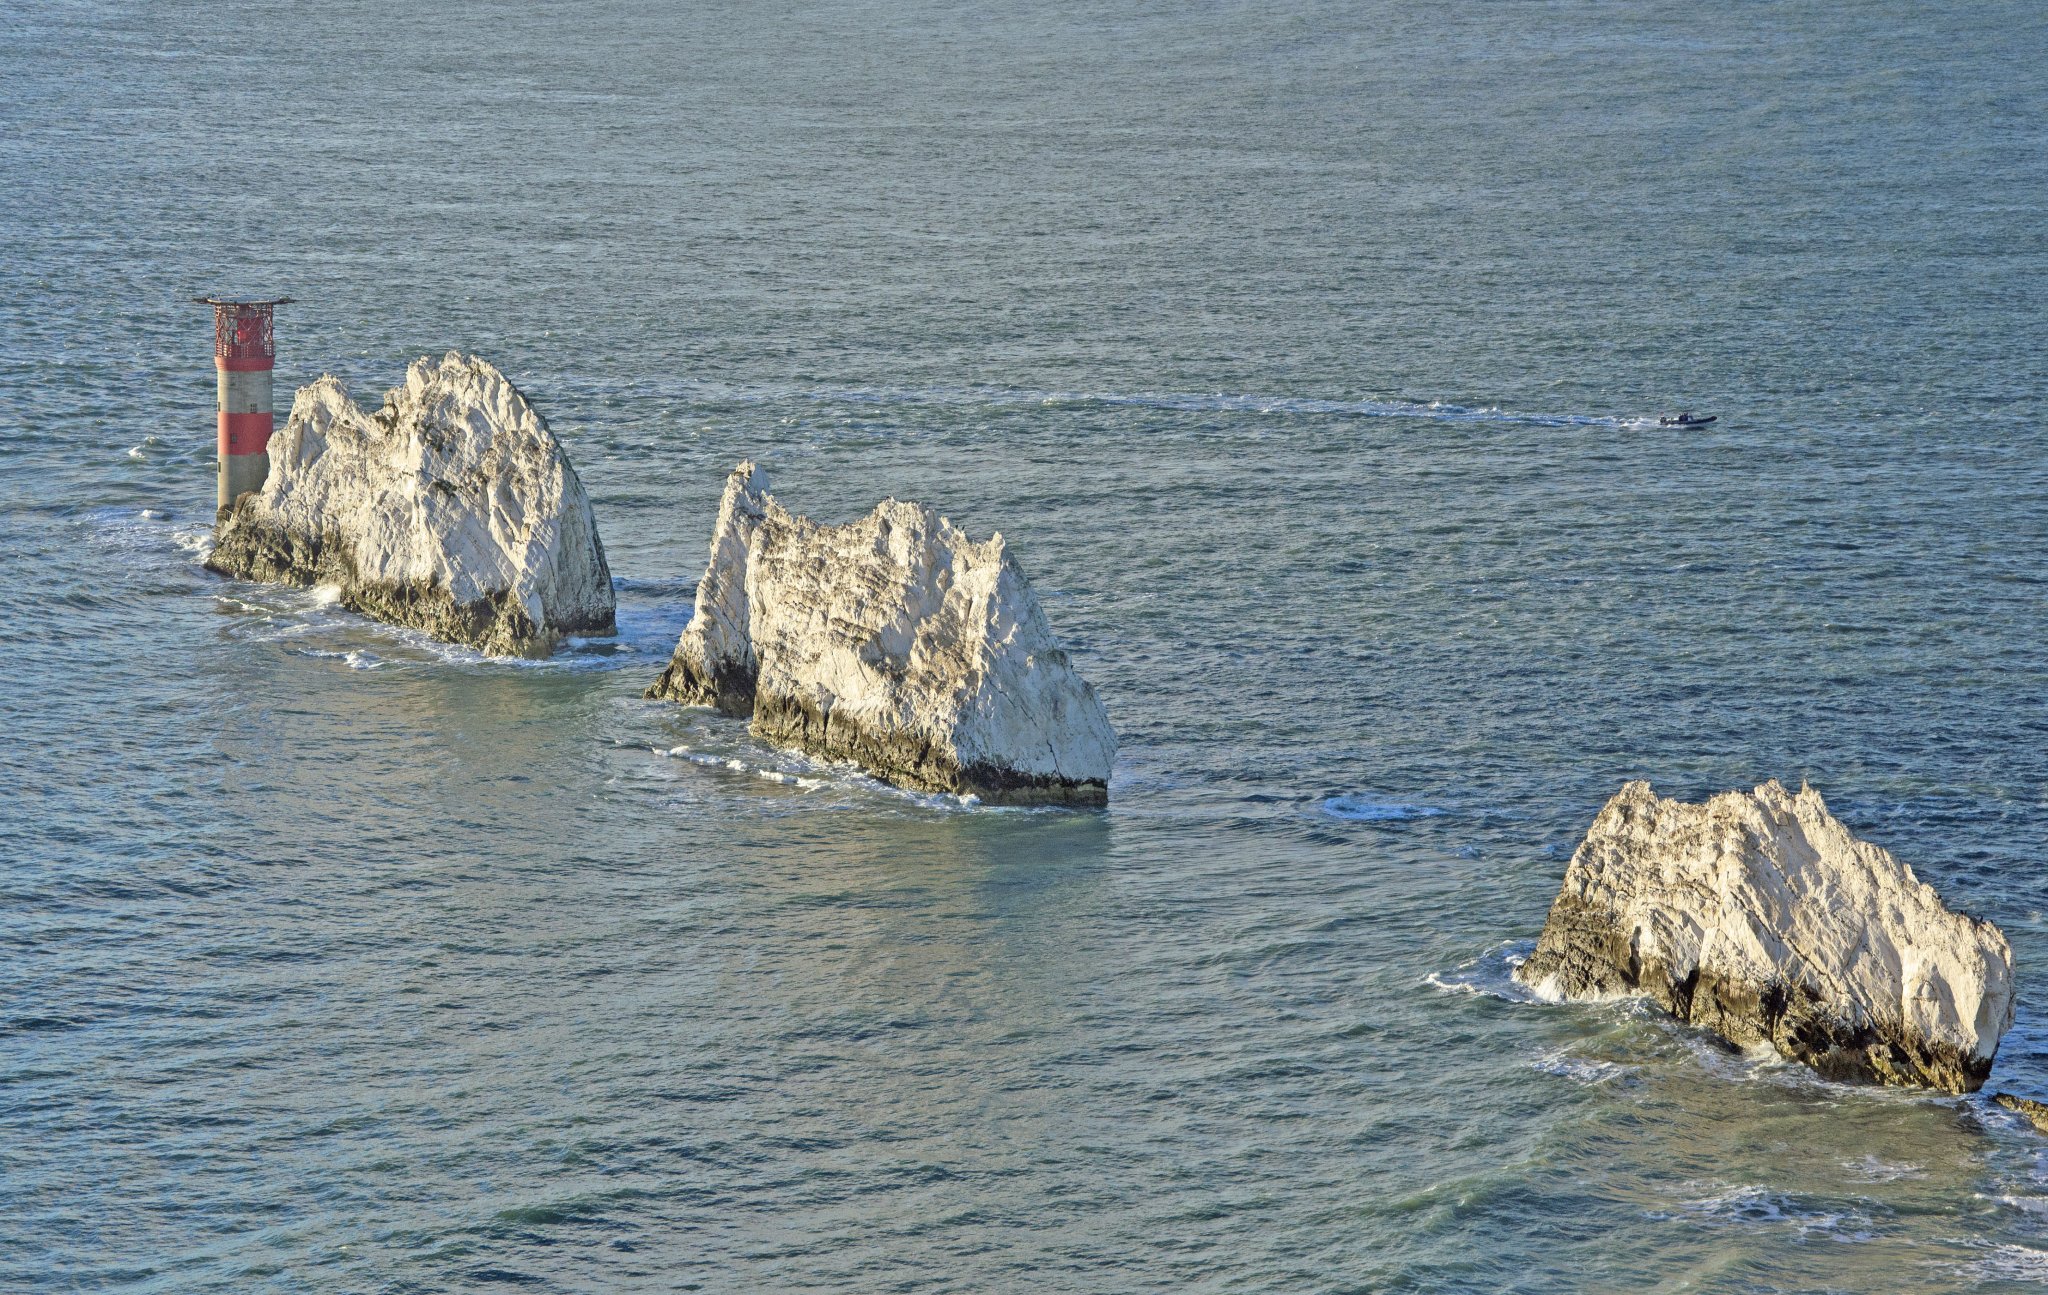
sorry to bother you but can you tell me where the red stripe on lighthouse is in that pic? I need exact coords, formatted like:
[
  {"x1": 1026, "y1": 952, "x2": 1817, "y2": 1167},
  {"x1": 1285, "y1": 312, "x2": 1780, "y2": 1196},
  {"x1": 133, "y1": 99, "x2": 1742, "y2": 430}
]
[
  {"x1": 219, "y1": 412, "x2": 274, "y2": 457},
  {"x1": 216, "y1": 355, "x2": 276, "y2": 373}
]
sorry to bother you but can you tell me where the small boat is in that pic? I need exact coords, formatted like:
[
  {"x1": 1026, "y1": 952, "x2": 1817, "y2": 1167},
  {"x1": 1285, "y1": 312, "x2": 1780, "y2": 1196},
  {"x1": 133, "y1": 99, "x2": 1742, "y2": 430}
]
[{"x1": 1658, "y1": 412, "x2": 1717, "y2": 427}]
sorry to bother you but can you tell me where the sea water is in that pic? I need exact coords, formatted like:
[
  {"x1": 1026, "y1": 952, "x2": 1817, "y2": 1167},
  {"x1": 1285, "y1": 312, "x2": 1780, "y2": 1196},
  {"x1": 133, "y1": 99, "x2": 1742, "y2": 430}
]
[{"x1": 4, "y1": 1, "x2": 2047, "y2": 1290}]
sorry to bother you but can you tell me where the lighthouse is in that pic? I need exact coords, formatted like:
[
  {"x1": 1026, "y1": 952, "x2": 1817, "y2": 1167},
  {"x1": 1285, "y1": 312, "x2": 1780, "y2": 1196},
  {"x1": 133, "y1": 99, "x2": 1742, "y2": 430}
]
[{"x1": 194, "y1": 296, "x2": 291, "y2": 514}]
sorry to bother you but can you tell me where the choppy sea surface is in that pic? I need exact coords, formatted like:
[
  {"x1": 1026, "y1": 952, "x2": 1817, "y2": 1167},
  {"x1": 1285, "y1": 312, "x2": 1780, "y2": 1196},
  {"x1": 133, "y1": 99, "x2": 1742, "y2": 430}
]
[{"x1": 5, "y1": 1, "x2": 2048, "y2": 1290}]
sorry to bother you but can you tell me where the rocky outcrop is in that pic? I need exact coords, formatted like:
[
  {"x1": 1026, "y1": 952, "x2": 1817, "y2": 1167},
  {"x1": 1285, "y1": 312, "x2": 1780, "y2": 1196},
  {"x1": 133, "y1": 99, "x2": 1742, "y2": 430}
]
[
  {"x1": 648, "y1": 462, "x2": 1116, "y2": 804},
  {"x1": 1995, "y1": 1093, "x2": 2048, "y2": 1134},
  {"x1": 207, "y1": 353, "x2": 615, "y2": 657},
  {"x1": 1516, "y1": 780, "x2": 2014, "y2": 1093}
]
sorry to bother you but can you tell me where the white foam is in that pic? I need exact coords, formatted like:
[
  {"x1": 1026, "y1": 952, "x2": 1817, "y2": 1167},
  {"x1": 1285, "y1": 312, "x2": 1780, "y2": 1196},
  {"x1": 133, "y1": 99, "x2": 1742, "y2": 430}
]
[
  {"x1": 644, "y1": 726, "x2": 1043, "y2": 814},
  {"x1": 1951, "y1": 1244, "x2": 2048, "y2": 1281},
  {"x1": 1655, "y1": 1184, "x2": 1881, "y2": 1243},
  {"x1": 1674, "y1": 1185, "x2": 1793, "y2": 1225},
  {"x1": 561, "y1": 634, "x2": 636, "y2": 654},
  {"x1": 219, "y1": 583, "x2": 643, "y2": 673},
  {"x1": 1423, "y1": 973, "x2": 1483, "y2": 997},
  {"x1": 290, "y1": 647, "x2": 385, "y2": 671},
  {"x1": 1530, "y1": 1049, "x2": 1634, "y2": 1085},
  {"x1": 1426, "y1": 941, "x2": 1540, "y2": 1003}
]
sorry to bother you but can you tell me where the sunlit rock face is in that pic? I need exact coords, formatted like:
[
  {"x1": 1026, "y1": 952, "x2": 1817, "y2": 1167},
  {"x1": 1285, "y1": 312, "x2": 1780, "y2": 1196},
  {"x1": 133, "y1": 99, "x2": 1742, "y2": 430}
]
[
  {"x1": 207, "y1": 352, "x2": 615, "y2": 657},
  {"x1": 1517, "y1": 779, "x2": 2014, "y2": 1093},
  {"x1": 649, "y1": 462, "x2": 1116, "y2": 805}
]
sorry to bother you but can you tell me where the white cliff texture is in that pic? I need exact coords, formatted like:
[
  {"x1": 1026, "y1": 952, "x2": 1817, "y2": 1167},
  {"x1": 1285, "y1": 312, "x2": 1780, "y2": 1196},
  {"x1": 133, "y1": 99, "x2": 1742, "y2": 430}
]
[
  {"x1": 648, "y1": 462, "x2": 1116, "y2": 804},
  {"x1": 1516, "y1": 780, "x2": 2014, "y2": 1093},
  {"x1": 207, "y1": 353, "x2": 615, "y2": 657}
]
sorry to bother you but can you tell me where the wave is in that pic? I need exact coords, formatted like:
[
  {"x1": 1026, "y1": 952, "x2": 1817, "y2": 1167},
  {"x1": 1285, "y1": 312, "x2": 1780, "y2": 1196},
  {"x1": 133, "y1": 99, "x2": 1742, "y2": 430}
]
[
  {"x1": 1650, "y1": 1184, "x2": 1885, "y2": 1243},
  {"x1": 1529, "y1": 1048, "x2": 1636, "y2": 1086},
  {"x1": 218, "y1": 585, "x2": 654, "y2": 674},
  {"x1": 288, "y1": 646, "x2": 384, "y2": 671},
  {"x1": 83, "y1": 506, "x2": 216, "y2": 570},
  {"x1": 645, "y1": 739, "x2": 1069, "y2": 814},
  {"x1": 210, "y1": 570, "x2": 677, "y2": 673},
  {"x1": 89, "y1": 507, "x2": 675, "y2": 672},
  {"x1": 1321, "y1": 795, "x2": 1444, "y2": 822},
  {"x1": 1840, "y1": 1155, "x2": 1926, "y2": 1184},
  {"x1": 1426, "y1": 941, "x2": 1540, "y2": 1002},
  {"x1": 1952, "y1": 1245, "x2": 2048, "y2": 1282}
]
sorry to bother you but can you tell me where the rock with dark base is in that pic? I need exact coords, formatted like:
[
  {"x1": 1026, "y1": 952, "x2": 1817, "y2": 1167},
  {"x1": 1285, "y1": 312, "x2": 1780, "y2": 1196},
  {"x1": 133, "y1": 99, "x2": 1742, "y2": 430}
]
[
  {"x1": 1516, "y1": 780, "x2": 2013, "y2": 1094},
  {"x1": 1998, "y1": 1090, "x2": 2048, "y2": 1131},
  {"x1": 648, "y1": 462, "x2": 1116, "y2": 804},
  {"x1": 1995, "y1": 1094, "x2": 2048, "y2": 1134},
  {"x1": 207, "y1": 352, "x2": 615, "y2": 658}
]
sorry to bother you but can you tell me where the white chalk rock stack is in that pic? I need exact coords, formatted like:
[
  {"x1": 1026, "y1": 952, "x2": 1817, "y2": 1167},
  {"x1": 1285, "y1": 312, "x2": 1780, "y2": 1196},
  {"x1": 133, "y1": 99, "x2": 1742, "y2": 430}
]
[
  {"x1": 649, "y1": 462, "x2": 1116, "y2": 805},
  {"x1": 1516, "y1": 780, "x2": 2014, "y2": 1092},
  {"x1": 207, "y1": 352, "x2": 615, "y2": 657}
]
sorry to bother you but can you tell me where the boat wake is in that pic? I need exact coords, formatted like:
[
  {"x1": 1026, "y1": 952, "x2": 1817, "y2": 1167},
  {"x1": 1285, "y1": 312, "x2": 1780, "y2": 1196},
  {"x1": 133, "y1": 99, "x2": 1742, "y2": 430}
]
[{"x1": 588, "y1": 376, "x2": 1646, "y2": 430}]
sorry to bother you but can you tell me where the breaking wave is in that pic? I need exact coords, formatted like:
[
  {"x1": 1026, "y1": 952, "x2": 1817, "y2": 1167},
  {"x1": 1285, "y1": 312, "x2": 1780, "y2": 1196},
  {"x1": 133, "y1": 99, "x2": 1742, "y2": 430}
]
[{"x1": 1426, "y1": 941, "x2": 1540, "y2": 1002}]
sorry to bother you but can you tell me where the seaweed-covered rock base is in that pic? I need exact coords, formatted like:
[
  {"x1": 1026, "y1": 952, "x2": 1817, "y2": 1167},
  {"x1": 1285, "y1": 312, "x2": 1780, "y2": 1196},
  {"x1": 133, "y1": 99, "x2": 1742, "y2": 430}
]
[
  {"x1": 1516, "y1": 780, "x2": 2014, "y2": 1094},
  {"x1": 648, "y1": 462, "x2": 1115, "y2": 805},
  {"x1": 207, "y1": 352, "x2": 614, "y2": 658}
]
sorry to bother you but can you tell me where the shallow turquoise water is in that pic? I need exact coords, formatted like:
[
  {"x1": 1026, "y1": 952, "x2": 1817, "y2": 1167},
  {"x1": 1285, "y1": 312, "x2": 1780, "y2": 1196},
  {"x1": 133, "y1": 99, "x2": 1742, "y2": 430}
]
[{"x1": 4, "y1": 1, "x2": 2048, "y2": 1290}]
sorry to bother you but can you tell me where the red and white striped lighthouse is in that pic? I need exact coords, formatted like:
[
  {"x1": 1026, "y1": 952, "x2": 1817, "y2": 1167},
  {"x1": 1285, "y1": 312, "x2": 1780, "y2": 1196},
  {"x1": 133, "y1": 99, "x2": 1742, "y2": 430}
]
[{"x1": 194, "y1": 295, "x2": 292, "y2": 513}]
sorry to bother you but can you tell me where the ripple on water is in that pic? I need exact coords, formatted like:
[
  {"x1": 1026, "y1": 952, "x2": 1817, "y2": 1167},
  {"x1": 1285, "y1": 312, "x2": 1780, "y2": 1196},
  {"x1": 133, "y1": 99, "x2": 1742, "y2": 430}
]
[
  {"x1": 10, "y1": 6, "x2": 2048, "y2": 1288},
  {"x1": 1320, "y1": 795, "x2": 1445, "y2": 823},
  {"x1": 1841, "y1": 1155, "x2": 1928, "y2": 1184}
]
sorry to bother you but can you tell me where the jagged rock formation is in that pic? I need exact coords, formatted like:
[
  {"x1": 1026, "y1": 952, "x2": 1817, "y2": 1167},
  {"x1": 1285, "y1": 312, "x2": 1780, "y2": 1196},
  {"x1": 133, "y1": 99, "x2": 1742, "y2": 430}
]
[
  {"x1": 1995, "y1": 1093, "x2": 2048, "y2": 1134},
  {"x1": 648, "y1": 462, "x2": 1116, "y2": 804},
  {"x1": 207, "y1": 353, "x2": 615, "y2": 657},
  {"x1": 1516, "y1": 780, "x2": 2013, "y2": 1093}
]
